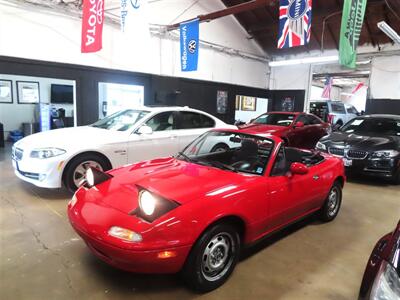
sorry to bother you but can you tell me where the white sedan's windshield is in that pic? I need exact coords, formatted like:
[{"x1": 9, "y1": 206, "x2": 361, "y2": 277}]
[{"x1": 91, "y1": 110, "x2": 150, "y2": 131}]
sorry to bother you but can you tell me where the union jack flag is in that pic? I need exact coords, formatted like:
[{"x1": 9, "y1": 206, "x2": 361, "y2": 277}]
[{"x1": 278, "y1": 0, "x2": 312, "y2": 49}]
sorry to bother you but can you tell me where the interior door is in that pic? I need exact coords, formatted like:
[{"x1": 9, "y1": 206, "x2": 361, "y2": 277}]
[{"x1": 127, "y1": 111, "x2": 180, "y2": 162}]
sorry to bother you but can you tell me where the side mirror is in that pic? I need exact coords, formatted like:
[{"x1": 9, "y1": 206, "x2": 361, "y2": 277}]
[
  {"x1": 290, "y1": 162, "x2": 309, "y2": 175},
  {"x1": 137, "y1": 125, "x2": 153, "y2": 135},
  {"x1": 294, "y1": 121, "x2": 304, "y2": 128}
]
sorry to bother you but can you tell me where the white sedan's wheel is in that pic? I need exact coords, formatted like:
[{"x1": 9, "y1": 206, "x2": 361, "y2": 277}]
[{"x1": 72, "y1": 160, "x2": 103, "y2": 188}]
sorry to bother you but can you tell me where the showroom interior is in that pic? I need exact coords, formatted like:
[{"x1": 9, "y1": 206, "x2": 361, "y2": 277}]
[{"x1": 0, "y1": 0, "x2": 399, "y2": 299}]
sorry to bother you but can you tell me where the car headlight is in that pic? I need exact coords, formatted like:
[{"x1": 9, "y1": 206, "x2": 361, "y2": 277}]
[
  {"x1": 371, "y1": 150, "x2": 400, "y2": 159},
  {"x1": 108, "y1": 226, "x2": 142, "y2": 242},
  {"x1": 370, "y1": 260, "x2": 400, "y2": 300},
  {"x1": 85, "y1": 167, "x2": 113, "y2": 188},
  {"x1": 316, "y1": 141, "x2": 327, "y2": 151},
  {"x1": 137, "y1": 189, "x2": 180, "y2": 222},
  {"x1": 30, "y1": 148, "x2": 66, "y2": 159}
]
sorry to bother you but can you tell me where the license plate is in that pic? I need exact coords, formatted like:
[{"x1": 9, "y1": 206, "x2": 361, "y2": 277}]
[{"x1": 343, "y1": 158, "x2": 352, "y2": 167}]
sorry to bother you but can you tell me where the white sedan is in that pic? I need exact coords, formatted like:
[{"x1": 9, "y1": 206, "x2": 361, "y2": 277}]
[{"x1": 12, "y1": 106, "x2": 235, "y2": 192}]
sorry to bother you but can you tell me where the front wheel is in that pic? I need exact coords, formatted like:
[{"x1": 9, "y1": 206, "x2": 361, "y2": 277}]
[
  {"x1": 319, "y1": 182, "x2": 342, "y2": 222},
  {"x1": 63, "y1": 154, "x2": 111, "y2": 193},
  {"x1": 182, "y1": 223, "x2": 241, "y2": 293}
]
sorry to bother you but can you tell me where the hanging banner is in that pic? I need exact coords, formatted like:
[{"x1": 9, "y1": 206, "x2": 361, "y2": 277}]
[
  {"x1": 339, "y1": 0, "x2": 367, "y2": 68},
  {"x1": 180, "y1": 18, "x2": 199, "y2": 72},
  {"x1": 120, "y1": 0, "x2": 149, "y2": 35},
  {"x1": 81, "y1": 0, "x2": 104, "y2": 53},
  {"x1": 277, "y1": 0, "x2": 312, "y2": 49}
]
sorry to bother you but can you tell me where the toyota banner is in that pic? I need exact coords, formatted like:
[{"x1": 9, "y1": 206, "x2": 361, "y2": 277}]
[
  {"x1": 81, "y1": 0, "x2": 104, "y2": 53},
  {"x1": 180, "y1": 18, "x2": 199, "y2": 72}
]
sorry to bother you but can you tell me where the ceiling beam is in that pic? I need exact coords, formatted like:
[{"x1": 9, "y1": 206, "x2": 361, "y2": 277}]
[{"x1": 166, "y1": 0, "x2": 271, "y2": 31}]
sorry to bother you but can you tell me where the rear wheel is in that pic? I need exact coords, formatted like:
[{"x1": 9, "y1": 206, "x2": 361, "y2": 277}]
[
  {"x1": 319, "y1": 182, "x2": 342, "y2": 222},
  {"x1": 63, "y1": 153, "x2": 111, "y2": 193},
  {"x1": 210, "y1": 143, "x2": 229, "y2": 153},
  {"x1": 182, "y1": 223, "x2": 241, "y2": 293}
]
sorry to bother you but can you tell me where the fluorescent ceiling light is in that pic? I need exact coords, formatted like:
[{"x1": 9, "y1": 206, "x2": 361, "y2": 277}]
[
  {"x1": 269, "y1": 55, "x2": 339, "y2": 67},
  {"x1": 377, "y1": 21, "x2": 400, "y2": 44}
]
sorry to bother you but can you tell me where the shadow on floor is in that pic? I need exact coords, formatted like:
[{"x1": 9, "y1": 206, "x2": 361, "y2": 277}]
[
  {"x1": 20, "y1": 181, "x2": 72, "y2": 200},
  {"x1": 346, "y1": 173, "x2": 395, "y2": 187}
]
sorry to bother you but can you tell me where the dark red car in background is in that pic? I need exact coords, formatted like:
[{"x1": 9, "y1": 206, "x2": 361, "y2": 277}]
[{"x1": 239, "y1": 112, "x2": 331, "y2": 149}]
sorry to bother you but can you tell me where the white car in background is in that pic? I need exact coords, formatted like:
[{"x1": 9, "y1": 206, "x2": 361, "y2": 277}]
[
  {"x1": 309, "y1": 100, "x2": 359, "y2": 126},
  {"x1": 12, "y1": 106, "x2": 235, "y2": 192}
]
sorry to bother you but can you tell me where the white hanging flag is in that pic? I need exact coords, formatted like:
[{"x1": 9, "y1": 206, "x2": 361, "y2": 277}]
[{"x1": 120, "y1": 0, "x2": 150, "y2": 38}]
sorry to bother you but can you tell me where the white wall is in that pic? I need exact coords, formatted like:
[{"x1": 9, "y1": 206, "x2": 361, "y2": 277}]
[
  {"x1": 235, "y1": 98, "x2": 268, "y2": 123},
  {"x1": 0, "y1": 74, "x2": 74, "y2": 133},
  {"x1": 0, "y1": 0, "x2": 268, "y2": 89},
  {"x1": 370, "y1": 55, "x2": 400, "y2": 99}
]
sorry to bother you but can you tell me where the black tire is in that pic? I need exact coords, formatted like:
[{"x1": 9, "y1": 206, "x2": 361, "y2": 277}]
[
  {"x1": 319, "y1": 182, "x2": 342, "y2": 222},
  {"x1": 210, "y1": 143, "x2": 229, "y2": 153},
  {"x1": 63, "y1": 153, "x2": 111, "y2": 193},
  {"x1": 182, "y1": 223, "x2": 241, "y2": 293},
  {"x1": 392, "y1": 168, "x2": 400, "y2": 185}
]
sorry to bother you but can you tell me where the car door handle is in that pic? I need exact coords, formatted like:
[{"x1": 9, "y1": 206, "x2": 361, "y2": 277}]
[
  {"x1": 170, "y1": 135, "x2": 178, "y2": 139},
  {"x1": 313, "y1": 175, "x2": 319, "y2": 180}
]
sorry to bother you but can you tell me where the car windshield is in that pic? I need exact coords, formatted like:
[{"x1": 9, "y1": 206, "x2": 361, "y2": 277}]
[
  {"x1": 91, "y1": 109, "x2": 150, "y2": 131},
  {"x1": 253, "y1": 113, "x2": 295, "y2": 127},
  {"x1": 178, "y1": 131, "x2": 274, "y2": 175},
  {"x1": 340, "y1": 118, "x2": 400, "y2": 136}
]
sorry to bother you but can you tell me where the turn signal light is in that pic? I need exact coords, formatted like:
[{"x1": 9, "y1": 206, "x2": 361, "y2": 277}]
[{"x1": 157, "y1": 251, "x2": 177, "y2": 259}]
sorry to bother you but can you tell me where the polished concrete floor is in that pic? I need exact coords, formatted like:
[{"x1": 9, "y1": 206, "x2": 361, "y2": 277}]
[{"x1": 1, "y1": 143, "x2": 399, "y2": 300}]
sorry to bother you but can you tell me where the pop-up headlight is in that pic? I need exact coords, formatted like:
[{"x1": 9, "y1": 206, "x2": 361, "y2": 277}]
[
  {"x1": 136, "y1": 188, "x2": 179, "y2": 222},
  {"x1": 85, "y1": 167, "x2": 113, "y2": 188}
]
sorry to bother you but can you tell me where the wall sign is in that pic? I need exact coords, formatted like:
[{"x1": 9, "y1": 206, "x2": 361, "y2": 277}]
[
  {"x1": 0, "y1": 80, "x2": 13, "y2": 103},
  {"x1": 241, "y1": 96, "x2": 257, "y2": 111},
  {"x1": 216, "y1": 90, "x2": 228, "y2": 114},
  {"x1": 17, "y1": 81, "x2": 40, "y2": 104}
]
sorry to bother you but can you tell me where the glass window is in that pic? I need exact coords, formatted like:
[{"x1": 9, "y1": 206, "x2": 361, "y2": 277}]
[
  {"x1": 330, "y1": 103, "x2": 346, "y2": 113},
  {"x1": 309, "y1": 102, "x2": 329, "y2": 121},
  {"x1": 295, "y1": 115, "x2": 311, "y2": 125},
  {"x1": 146, "y1": 111, "x2": 176, "y2": 131},
  {"x1": 253, "y1": 113, "x2": 296, "y2": 127},
  {"x1": 307, "y1": 114, "x2": 322, "y2": 124},
  {"x1": 179, "y1": 131, "x2": 274, "y2": 175},
  {"x1": 91, "y1": 109, "x2": 149, "y2": 131},
  {"x1": 341, "y1": 118, "x2": 400, "y2": 136},
  {"x1": 178, "y1": 112, "x2": 215, "y2": 129},
  {"x1": 346, "y1": 106, "x2": 358, "y2": 114}
]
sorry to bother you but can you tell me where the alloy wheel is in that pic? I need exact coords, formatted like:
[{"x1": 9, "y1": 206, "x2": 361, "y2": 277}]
[{"x1": 72, "y1": 160, "x2": 103, "y2": 188}]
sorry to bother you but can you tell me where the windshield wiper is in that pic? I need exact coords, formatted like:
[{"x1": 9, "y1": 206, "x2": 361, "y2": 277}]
[{"x1": 177, "y1": 152, "x2": 195, "y2": 162}]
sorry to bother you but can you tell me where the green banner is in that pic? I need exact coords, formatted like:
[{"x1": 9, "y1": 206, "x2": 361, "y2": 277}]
[{"x1": 339, "y1": 0, "x2": 367, "y2": 68}]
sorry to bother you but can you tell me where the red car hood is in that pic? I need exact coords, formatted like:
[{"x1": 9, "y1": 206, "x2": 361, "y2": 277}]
[
  {"x1": 84, "y1": 157, "x2": 258, "y2": 214},
  {"x1": 239, "y1": 123, "x2": 288, "y2": 135}
]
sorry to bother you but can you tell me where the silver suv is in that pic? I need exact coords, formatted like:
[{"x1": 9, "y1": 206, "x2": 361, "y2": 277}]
[{"x1": 309, "y1": 100, "x2": 359, "y2": 126}]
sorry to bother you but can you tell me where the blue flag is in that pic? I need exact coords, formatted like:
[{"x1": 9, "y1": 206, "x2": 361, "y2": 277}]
[{"x1": 180, "y1": 18, "x2": 199, "y2": 72}]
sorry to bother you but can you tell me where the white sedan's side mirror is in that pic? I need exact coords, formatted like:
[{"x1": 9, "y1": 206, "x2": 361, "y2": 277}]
[{"x1": 137, "y1": 125, "x2": 153, "y2": 135}]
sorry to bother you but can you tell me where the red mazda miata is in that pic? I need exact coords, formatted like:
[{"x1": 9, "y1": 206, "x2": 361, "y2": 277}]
[{"x1": 68, "y1": 129, "x2": 345, "y2": 292}]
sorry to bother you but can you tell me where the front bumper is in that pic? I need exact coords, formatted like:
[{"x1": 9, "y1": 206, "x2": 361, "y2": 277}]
[
  {"x1": 12, "y1": 154, "x2": 66, "y2": 188},
  {"x1": 71, "y1": 221, "x2": 191, "y2": 274},
  {"x1": 346, "y1": 158, "x2": 399, "y2": 179}
]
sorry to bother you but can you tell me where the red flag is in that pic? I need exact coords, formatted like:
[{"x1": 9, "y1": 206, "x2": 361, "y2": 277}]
[
  {"x1": 352, "y1": 82, "x2": 364, "y2": 94},
  {"x1": 81, "y1": 0, "x2": 104, "y2": 53}
]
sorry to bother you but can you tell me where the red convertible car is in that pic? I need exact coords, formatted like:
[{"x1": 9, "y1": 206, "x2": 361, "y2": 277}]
[
  {"x1": 68, "y1": 129, "x2": 345, "y2": 292},
  {"x1": 239, "y1": 112, "x2": 331, "y2": 149}
]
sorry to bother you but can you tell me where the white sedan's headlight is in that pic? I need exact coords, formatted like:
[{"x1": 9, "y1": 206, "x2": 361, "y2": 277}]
[
  {"x1": 30, "y1": 148, "x2": 66, "y2": 159},
  {"x1": 139, "y1": 190, "x2": 157, "y2": 216},
  {"x1": 371, "y1": 150, "x2": 399, "y2": 159},
  {"x1": 316, "y1": 141, "x2": 327, "y2": 151}
]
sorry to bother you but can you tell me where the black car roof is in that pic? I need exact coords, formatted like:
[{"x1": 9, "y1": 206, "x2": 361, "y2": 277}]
[{"x1": 361, "y1": 114, "x2": 400, "y2": 120}]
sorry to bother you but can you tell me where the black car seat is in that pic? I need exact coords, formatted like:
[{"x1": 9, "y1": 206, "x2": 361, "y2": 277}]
[
  {"x1": 284, "y1": 147, "x2": 304, "y2": 172},
  {"x1": 231, "y1": 139, "x2": 260, "y2": 171}
]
